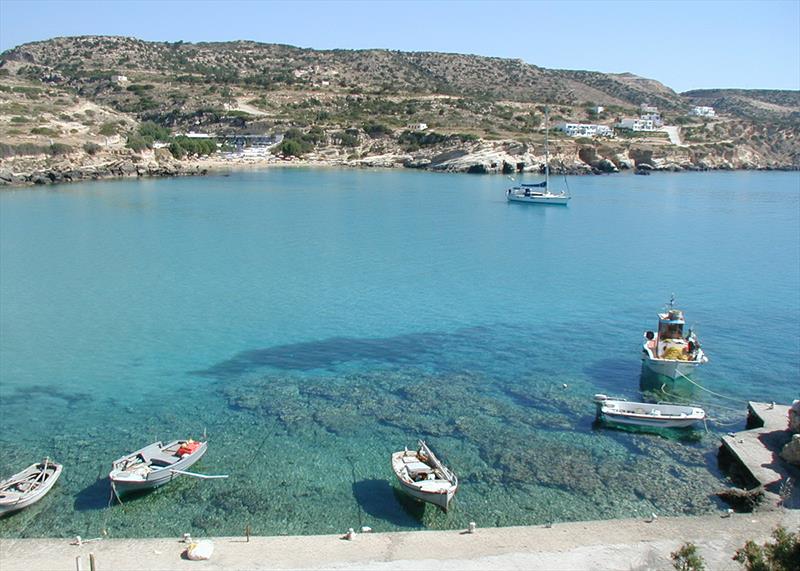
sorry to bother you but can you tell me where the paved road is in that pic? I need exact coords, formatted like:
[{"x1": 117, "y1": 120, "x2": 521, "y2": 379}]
[{"x1": 661, "y1": 125, "x2": 684, "y2": 146}]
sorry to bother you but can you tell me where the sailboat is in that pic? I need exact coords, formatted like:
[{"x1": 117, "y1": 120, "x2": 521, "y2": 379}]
[{"x1": 506, "y1": 107, "x2": 571, "y2": 205}]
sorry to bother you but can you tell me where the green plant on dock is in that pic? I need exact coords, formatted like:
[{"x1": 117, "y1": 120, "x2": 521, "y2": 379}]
[
  {"x1": 733, "y1": 526, "x2": 800, "y2": 571},
  {"x1": 671, "y1": 543, "x2": 706, "y2": 571}
]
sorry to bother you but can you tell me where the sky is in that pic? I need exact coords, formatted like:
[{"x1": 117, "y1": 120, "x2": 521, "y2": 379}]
[{"x1": 0, "y1": 0, "x2": 798, "y2": 93}]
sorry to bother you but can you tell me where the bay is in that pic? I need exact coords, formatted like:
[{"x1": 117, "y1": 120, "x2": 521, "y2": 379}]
[{"x1": 0, "y1": 169, "x2": 797, "y2": 537}]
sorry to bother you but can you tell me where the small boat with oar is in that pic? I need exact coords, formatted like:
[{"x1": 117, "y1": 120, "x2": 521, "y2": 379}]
[
  {"x1": 594, "y1": 394, "x2": 706, "y2": 428},
  {"x1": 391, "y1": 440, "x2": 458, "y2": 511},
  {"x1": 109, "y1": 439, "x2": 213, "y2": 496},
  {"x1": 0, "y1": 458, "x2": 62, "y2": 516}
]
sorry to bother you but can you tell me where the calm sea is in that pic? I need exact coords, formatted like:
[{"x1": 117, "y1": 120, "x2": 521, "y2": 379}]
[{"x1": 0, "y1": 169, "x2": 798, "y2": 538}]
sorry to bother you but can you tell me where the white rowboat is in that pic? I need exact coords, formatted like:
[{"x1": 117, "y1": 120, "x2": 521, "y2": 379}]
[
  {"x1": 594, "y1": 394, "x2": 706, "y2": 428},
  {"x1": 109, "y1": 439, "x2": 207, "y2": 496},
  {"x1": 391, "y1": 440, "x2": 458, "y2": 511},
  {"x1": 0, "y1": 459, "x2": 62, "y2": 516}
]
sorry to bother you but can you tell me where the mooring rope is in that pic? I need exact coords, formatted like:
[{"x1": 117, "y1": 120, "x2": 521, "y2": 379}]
[
  {"x1": 675, "y1": 370, "x2": 747, "y2": 404},
  {"x1": 658, "y1": 382, "x2": 746, "y2": 428}
]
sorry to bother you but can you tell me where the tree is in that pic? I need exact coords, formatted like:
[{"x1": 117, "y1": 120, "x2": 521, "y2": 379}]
[
  {"x1": 671, "y1": 543, "x2": 706, "y2": 571},
  {"x1": 733, "y1": 526, "x2": 800, "y2": 571}
]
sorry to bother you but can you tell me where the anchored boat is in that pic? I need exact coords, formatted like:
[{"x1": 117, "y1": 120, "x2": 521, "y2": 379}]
[
  {"x1": 109, "y1": 439, "x2": 207, "y2": 496},
  {"x1": 642, "y1": 296, "x2": 707, "y2": 382},
  {"x1": 391, "y1": 440, "x2": 458, "y2": 511},
  {"x1": 506, "y1": 107, "x2": 570, "y2": 205},
  {"x1": 594, "y1": 394, "x2": 706, "y2": 428},
  {"x1": 0, "y1": 459, "x2": 62, "y2": 516}
]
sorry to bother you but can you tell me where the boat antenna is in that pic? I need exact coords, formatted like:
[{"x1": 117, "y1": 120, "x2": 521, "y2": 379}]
[{"x1": 668, "y1": 293, "x2": 675, "y2": 310}]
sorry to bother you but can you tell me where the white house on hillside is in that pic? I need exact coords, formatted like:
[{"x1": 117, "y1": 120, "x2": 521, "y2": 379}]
[
  {"x1": 640, "y1": 103, "x2": 658, "y2": 113},
  {"x1": 556, "y1": 123, "x2": 614, "y2": 137},
  {"x1": 640, "y1": 112, "x2": 663, "y2": 128},
  {"x1": 616, "y1": 118, "x2": 655, "y2": 131},
  {"x1": 406, "y1": 123, "x2": 428, "y2": 131},
  {"x1": 690, "y1": 106, "x2": 716, "y2": 117}
]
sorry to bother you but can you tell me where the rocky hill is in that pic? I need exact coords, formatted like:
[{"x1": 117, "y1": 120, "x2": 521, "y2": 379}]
[{"x1": 0, "y1": 36, "x2": 798, "y2": 185}]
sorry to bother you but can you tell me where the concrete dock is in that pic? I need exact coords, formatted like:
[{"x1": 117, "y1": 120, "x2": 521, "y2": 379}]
[
  {"x1": 1, "y1": 512, "x2": 798, "y2": 571},
  {"x1": 720, "y1": 401, "x2": 798, "y2": 504}
]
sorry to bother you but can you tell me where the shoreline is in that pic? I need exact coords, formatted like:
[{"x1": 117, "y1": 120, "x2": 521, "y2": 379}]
[
  {"x1": 1, "y1": 153, "x2": 799, "y2": 190},
  {"x1": 1, "y1": 511, "x2": 797, "y2": 570}
]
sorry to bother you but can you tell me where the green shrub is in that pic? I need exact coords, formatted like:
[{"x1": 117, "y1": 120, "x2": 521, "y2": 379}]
[
  {"x1": 169, "y1": 141, "x2": 187, "y2": 159},
  {"x1": 138, "y1": 121, "x2": 170, "y2": 141},
  {"x1": 363, "y1": 122, "x2": 392, "y2": 138},
  {"x1": 169, "y1": 136, "x2": 217, "y2": 158},
  {"x1": 125, "y1": 134, "x2": 149, "y2": 152},
  {"x1": 31, "y1": 127, "x2": 59, "y2": 136},
  {"x1": 274, "y1": 139, "x2": 306, "y2": 157},
  {"x1": 733, "y1": 526, "x2": 799, "y2": 571},
  {"x1": 48, "y1": 143, "x2": 72, "y2": 156},
  {"x1": 671, "y1": 543, "x2": 706, "y2": 571},
  {"x1": 334, "y1": 131, "x2": 359, "y2": 147},
  {"x1": 10, "y1": 116, "x2": 29, "y2": 124},
  {"x1": 98, "y1": 122, "x2": 118, "y2": 136},
  {"x1": 83, "y1": 142, "x2": 101, "y2": 155}
]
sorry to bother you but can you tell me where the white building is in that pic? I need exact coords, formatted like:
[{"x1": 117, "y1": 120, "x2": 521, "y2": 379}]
[
  {"x1": 640, "y1": 112, "x2": 663, "y2": 127},
  {"x1": 640, "y1": 103, "x2": 658, "y2": 113},
  {"x1": 690, "y1": 106, "x2": 716, "y2": 117},
  {"x1": 111, "y1": 75, "x2": 128, "y2": 84},
  {"x1": 556, "y1": 123, "x2": 614, "y2": 137},
  {"x1": 616, "y1": 118, "x2": 655, "y2": 131},
  {"x1": 406, "y1": 123, "x2": 428, "y2": 131}
]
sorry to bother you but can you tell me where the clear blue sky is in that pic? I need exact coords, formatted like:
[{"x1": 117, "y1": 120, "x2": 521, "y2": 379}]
[{"x1": 0, "y1": 0, "x2": 798, "y2": 93}]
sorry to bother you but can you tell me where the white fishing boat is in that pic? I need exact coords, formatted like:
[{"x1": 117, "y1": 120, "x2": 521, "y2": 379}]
[
  {"x1": 641, "y1": 296, "x2": 708, "y2": 381},
  {"x1": 0, "y1": 459, "x2": 62, "y2": 516},
  {"x1": 594, "y1": 394, "x2": 706, "y2": 428},
  {"x1": 506, "y1": 107, "x2": 570, "y2": 205},
  {"x1": 391, "y1": 440, "x2": 458, "y2": 511},
  {"x1": 109, "y1": 439, "x2": 207, "y2": 496}
]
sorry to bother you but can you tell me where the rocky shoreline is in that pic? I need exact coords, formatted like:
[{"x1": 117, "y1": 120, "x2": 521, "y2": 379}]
[
  {"x1": 1, "y1": 140, "x2": 797, "y2": 188},
  {"x1": 0, "y1": 160, "x2": 209, "y2": 187}
]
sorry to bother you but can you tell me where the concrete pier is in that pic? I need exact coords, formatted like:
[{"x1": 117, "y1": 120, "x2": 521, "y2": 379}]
[{"x1": 720, "y1": 401, "x2": 798, "y2": 504}]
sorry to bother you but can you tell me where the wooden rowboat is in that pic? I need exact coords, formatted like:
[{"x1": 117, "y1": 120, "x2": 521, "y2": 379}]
[
  {"x1": 109, "y1": 439, "x2": 207, "y2": 496},
  {"x1": 391, "y1": 440, "x2": 458, "y2": 511},
  {"x1": 0, "y1": 459, "x2": 62, "y2": 516}
]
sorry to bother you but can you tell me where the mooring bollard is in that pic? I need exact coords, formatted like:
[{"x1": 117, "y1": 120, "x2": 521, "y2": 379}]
[
  {"x1": 467, "y1": 521, "x2": 476, "y2": 534},
  {"x1": 89, "y1": 552, "x2": 97, "y2": 571},
  {"x1": 75, "y1": 555, "x2": 83, "y2": 571}
]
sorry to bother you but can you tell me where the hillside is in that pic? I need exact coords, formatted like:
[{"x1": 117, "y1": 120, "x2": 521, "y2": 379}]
[{"x1": 0, "y1": 36, "x2": 798, "y2": 185}]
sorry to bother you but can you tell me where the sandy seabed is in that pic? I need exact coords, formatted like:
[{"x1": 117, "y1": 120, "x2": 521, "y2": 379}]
[{"x1": 1, "y1": 511, "x2": 797, "y2": 571}]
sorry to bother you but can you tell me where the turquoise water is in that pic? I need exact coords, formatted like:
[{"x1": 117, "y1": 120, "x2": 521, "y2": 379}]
[{"x1": 0, "y1": 169, "x2": 798, "y2": 538}]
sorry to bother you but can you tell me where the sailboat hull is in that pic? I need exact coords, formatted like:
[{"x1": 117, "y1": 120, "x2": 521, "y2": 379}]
[{"x1": 507, "y1": 193, "x2": 570, "y2": 205}]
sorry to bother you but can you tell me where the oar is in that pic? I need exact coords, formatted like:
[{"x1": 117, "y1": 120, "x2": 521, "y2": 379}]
[{"x1": 169, "y1": 469, "x2": 228, "y2": 479}]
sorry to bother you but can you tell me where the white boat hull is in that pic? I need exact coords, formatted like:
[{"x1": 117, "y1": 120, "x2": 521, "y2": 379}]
[
  {"x1": 641, "y1": 355, "x2": 704, "y2": 380},
  {"x1": 600, "y1": 410, "x2": 702, "y2": 428},
  {"x1": 0, "y1": 461, "x2": 63, "y2": 516},
  {"x1": 507, "y1": 193, "x2": 570, "y2": 205},
  {"x1": 594, "y1": 395, "x2": 706, "y2": 428},
  {"x1": 391, "y1": 445, "x2": 458, "y2": 511},
  {"x1": 110, "y1": 441, "x2": 207, "y2": 496},
  {"x1": 396, "y1": 478, "x2": 457, "y2": 510}
]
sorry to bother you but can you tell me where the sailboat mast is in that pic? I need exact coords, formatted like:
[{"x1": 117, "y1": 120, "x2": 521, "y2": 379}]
[{"x1": 544, "y1": 106, "x2": 549, "y2": 187}]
